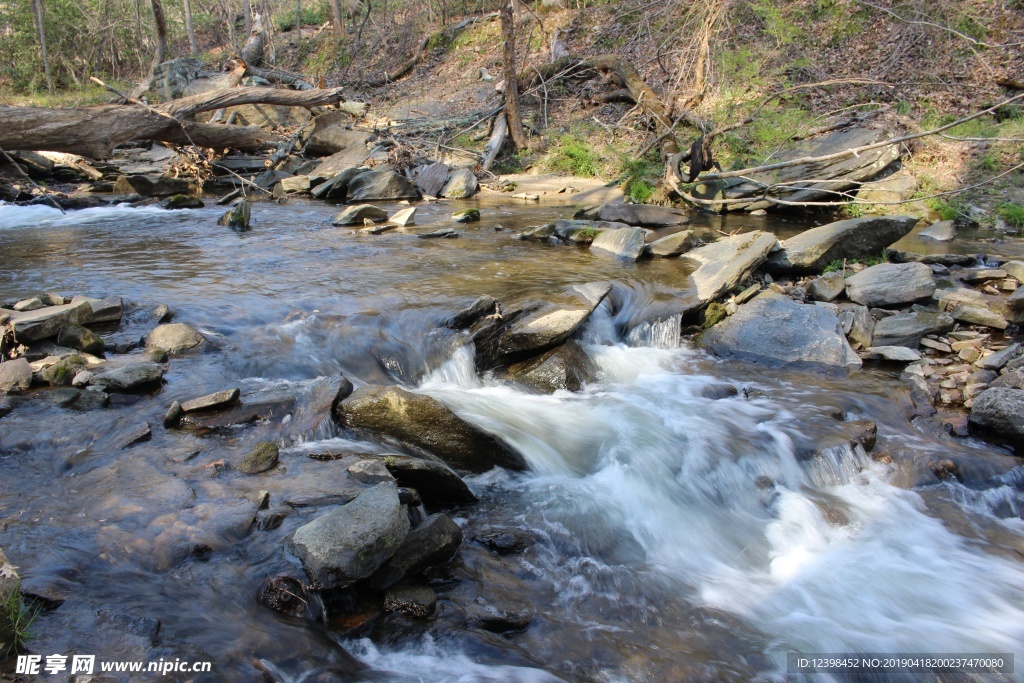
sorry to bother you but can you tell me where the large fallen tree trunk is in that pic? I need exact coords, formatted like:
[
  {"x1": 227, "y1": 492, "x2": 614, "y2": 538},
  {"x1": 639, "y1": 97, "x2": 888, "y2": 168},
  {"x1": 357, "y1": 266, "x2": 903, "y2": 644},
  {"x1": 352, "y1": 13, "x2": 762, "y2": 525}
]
[{"x1": 0, "y1": 86, "x2": 347, "y2": 159}]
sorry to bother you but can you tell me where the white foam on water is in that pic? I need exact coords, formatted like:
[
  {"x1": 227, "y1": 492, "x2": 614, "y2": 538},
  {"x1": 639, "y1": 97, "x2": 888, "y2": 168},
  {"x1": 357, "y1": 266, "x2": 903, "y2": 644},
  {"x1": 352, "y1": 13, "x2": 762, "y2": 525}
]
[
  {"x1": 411, "y1": 336, "x2": 1024, "y2": 678},
  {"x1": 0, "y1": 201, "x2": 170, "y2": 230}
]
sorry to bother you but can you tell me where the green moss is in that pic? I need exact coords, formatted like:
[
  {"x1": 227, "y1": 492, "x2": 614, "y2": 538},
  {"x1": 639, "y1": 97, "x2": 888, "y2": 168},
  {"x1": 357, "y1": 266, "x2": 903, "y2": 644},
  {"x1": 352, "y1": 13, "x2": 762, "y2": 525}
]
[{"x1": 702, "y1": 303, "x2": 729, "y2": 329}]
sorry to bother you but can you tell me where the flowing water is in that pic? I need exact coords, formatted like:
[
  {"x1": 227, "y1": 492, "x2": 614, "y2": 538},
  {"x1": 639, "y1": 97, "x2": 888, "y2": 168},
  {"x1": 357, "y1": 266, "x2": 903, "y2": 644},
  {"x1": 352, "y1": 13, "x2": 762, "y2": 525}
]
[{"x1": 1, "y1": 198, "x2": 1023, "y2": 682}]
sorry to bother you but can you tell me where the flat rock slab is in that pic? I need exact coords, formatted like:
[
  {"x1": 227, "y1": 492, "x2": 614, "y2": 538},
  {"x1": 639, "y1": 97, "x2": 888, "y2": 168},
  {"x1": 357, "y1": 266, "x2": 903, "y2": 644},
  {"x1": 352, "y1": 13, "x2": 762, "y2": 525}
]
[
  {"x1": 951, "y1": 303, "x2": 1008, "y2": 330},
  {"x1": 845, "y1": 262, "x2": 936, "y2": 307},
  {"x1": 645, "y1": 230, "x2": 699, "y2": 257},
  {"x1": 336, "y1": 385, "x2": 527, "y2": 472},
  {"x1": 69, "y1": 295, "x2": 123, "y2": 324},
  {"x1": 290, "y1": 482, "x2": 410, "y2": 589},
  {"x1": 766, "y1": 215, "x2": 919, "y2": 273},
  {"x1": 89, "y1": 362, "x2": 166, "y2": 392},
  {"x1": 180, "y1": 397, "x2": 296, "y2": 429},
  {"x1": 681, "y1": 231, "x2": 780, "y2": 305},
  {"x1": 180, "y1": 388, "x2": 240, "y2": 413},
  {"x1": 575, "y1": 203, "x2": 689, "y2": 227},
  {"x1": 701, "y1": 291, "x2": 862, "y2": 373},
  {"x1": 863, "y1": 346, "x2": 922, "y2": 362},
  {"x1": 918, "y1": 220, "x2": 956, "y2": 241},
  {"x1": 3, "y1": 300, "x2": 93, "y2": 341},
  {"x1": 871, "y1": 309, "x2": 954, "y2": 348},
  {"x1": 331, "y1": 204, "x2": 388, "y2": 226},
  {"x1": 589, "y1": 227, "x2": 647, "y2": 260}
]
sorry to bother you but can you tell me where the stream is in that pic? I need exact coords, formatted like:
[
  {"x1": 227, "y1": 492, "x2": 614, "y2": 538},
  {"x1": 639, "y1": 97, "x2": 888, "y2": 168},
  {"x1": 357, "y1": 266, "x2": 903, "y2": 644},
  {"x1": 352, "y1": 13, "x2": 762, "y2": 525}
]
[{"x1": 1, "y1": 197, "x2": 1023, "y2": 682}]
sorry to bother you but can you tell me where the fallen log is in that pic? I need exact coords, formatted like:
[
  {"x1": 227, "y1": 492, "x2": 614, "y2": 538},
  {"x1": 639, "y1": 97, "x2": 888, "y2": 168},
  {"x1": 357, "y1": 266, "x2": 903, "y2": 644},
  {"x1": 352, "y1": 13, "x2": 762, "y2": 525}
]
[
  {"x1": 0, "y1": 86, "x2": 347, "y2": 159},
  {"x1": 480, "y1": 113, "x2": 508, "y2": 172}
]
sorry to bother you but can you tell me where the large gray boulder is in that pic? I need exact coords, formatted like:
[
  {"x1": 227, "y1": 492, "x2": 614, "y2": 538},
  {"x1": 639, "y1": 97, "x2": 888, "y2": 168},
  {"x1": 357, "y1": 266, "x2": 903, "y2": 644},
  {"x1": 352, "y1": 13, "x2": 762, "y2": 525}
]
[
  {"x1": 574, "y1": 203, "x2": 689, "y2": 227},
  {"x1": 681, "y1": 231, "x2": 780, "y2": 305},
  {"x1": 845, "y1": 262, "x2": 936, "y2": 306},
  {"x1": 440, "y1": 168, "x2": 478, "y2": 199},
  {"x1": 89, "y1": 362, "x2": 166, "y2": 392},
  {"x1": 336, "y1": 386, "x2": 527, "y2": 472},
  {"x1": 689, "y1": 127, "x2": 902, "y2": 212},
  {"x1": 145, "y1": 323, "x2": 206, "y2": 353},
  {"x1": 496, "y1": 284, "x2": 609, "y2": 362},
  {"x1": 346, "y1": 170, "x2": 421, "y2": 202},
  {"x1": 871, "y1": 309, "x2": 954, "y2": 348},
  {"x1": 311, "y1": 167, "x2": 362, "y2": 200},
  {"x1": 0, "y1": 358, "x2": 32, "y2": 392},
  {"x1": 414, "y1": 162, "x2": 450, "y2": 197},
  {"x1": 305, "y1": 115, "x2": 372, "y2": 158},
  {"x1": 367, "y1": 513, "x2": 463, "y2": 590},
  {"x1": 290, "y1": 482, "x2": 410, "y2": 589},
  {"x1": 918, "y1": 220, "x2": 956, "y2": 241},
  {"x1": 700, "y1": 291, "x2": 862, "y2": 373},
  {"x1": 589, "y1": 227, "x2": 647, "y2": 260},
  {"x1": 765, "y1": 216, "x2": 919, "y2": 273},
  {"x1": 969, "y1": 388, "x2": 1024, "y2": 445}
]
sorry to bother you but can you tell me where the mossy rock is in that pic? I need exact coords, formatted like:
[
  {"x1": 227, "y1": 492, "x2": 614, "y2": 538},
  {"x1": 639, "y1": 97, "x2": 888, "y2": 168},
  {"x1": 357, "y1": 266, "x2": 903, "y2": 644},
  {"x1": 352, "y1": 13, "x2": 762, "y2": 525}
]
[
  {"x1": 40, "y1": 355, "x2": 87, "y2": 386},
  {"x1": 164, "y1": 194, "x2": 204, "y2": 210},
  {"x1": 452, "y1": 209, "x2": 480, "y2": 223},
  {"x1": 701, "y1": 303, "x2": 728, "y2": 329},
  {"x1": 238, "y1": 442, "x2": 279, "y2": 474}
]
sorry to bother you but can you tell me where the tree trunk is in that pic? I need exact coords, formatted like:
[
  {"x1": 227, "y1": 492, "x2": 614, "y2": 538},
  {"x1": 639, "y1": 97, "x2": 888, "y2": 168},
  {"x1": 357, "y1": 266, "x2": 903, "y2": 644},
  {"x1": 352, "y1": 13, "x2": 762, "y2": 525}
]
[
  {"x1": 500, "y1": 0, "x2": 528, "y2": 149},
  {"x1": 151, "y1": 0, "x2": 169, "y2": 64},
  {"x1": 31, "y1": 0, "x2": 54, "y2": 95},
  {"x1": 240, "y1": 13, "x2": 266, "y2": 66},
  {"x1": 243, "y1": 0, "x2": 253, "y2": 35},
  {"x1": 0, "y1": 85, "x2": 347, "y2": 159},
  {"x1": 183, "y1": 0, "x2": 198, "y2": 54},
  {"x1": 329, "y1": 0, "x2": 344, "y2": 34},
  {"x1": 295, "y1": 0, "x2": 301, "y2": 37}
]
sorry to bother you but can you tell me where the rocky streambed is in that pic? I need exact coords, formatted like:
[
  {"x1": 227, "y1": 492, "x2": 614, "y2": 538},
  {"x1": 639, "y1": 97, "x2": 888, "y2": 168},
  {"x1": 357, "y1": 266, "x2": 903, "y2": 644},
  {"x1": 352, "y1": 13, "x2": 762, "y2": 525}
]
[{"x1": 1, "y1": 197, "x2": 1023, "y2": 682}]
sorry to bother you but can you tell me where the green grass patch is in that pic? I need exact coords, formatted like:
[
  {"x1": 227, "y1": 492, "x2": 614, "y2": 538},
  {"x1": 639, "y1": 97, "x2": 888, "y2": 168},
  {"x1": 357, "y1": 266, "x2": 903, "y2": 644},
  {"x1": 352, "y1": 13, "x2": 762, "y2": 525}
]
[
  {"x1": 546, "y1": 134, "x2": 601, "y2": 177},
  {"x1": 999, "y1": 203, "x2": 1024, "y2": 228},
  {"x1": 3, "y1": 582, "x2": 39, "y2": 658}
]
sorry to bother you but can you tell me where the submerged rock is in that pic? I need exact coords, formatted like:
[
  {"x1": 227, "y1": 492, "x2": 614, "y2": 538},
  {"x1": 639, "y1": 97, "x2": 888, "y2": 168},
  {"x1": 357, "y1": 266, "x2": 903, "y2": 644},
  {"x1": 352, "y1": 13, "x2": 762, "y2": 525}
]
[
  {"x1": 844, "y1": 262, "x2": 935, "y2": 307},
  {"x1": 336, "y1": 385, "x2": 527, "y2": 472},
  {"x1": 290, "y1": 482, "x2": 410, "y2": 589},
  {"x1": 384, "y1": 586, "x2": 437, "y2": 617},
  {"x1": 238, "y1": 442, "x2": 280, "y2": 474},
  {"x1": 765, "y1": 216, "x2": 919, "y2": 273},
  {"x1": 180, "y1": 388, "x2": 240, "y2": 413},
  {"x1": 700, "y1": 291, "x2": 862, "y2": 373}
]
